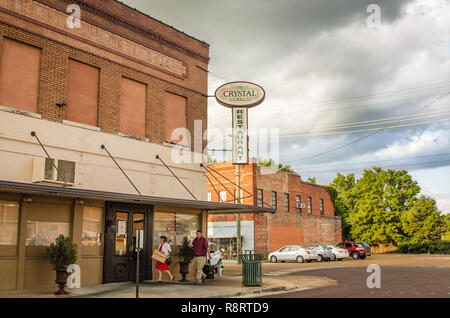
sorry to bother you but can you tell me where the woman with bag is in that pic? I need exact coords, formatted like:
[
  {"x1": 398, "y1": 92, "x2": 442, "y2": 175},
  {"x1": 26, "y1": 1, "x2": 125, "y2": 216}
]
[{"x1": 156, "y1": 235, "x2": 174, "y2": 283}]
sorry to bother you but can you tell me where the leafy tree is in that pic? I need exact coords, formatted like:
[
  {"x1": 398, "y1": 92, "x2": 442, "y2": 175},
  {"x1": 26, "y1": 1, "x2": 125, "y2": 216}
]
[
  {"x1": 207, "y1": 155, "x2": 217, "y2": 163},
  {"x1": 400, "y1": 195, "x2": 446, "y2": 243},
  {"x1": 257, "y1": 158, "x2": 297, "y2": 174},
  {"x1": 307, "y1": 177, "x2": 317, "y2": 184},
  {"x1": 444, "y1": 214, "x2": 450, "y2": 240},
  {"x1": 328, "y1": 173, "x2": 357, "y2": 240},
  {"x1": 348, "y1": 167, "x2": 420, "y2": 245}
]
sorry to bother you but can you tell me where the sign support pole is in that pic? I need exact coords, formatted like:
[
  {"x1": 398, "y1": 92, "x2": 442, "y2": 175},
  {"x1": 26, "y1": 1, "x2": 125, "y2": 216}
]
[{"x1": 236, "y1": 164, "x2": 242, "y2": 263}]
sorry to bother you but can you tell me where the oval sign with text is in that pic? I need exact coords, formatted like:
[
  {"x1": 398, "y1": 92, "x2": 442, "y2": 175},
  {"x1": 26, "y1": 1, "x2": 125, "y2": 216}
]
[{"x1": 215, "y1": 81, "x2": 265, "y2": 108}]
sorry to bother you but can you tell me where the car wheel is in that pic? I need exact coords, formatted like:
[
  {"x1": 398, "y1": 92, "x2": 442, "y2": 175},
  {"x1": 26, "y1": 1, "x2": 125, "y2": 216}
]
[
  {"x1": 317, "y1": 255, "x2": 323, "y2": 262},
  {"x1": 360, "y1": 255, "x2": 366, "y2": 260},
  {"x1": 296, "y1": 255, "x2": 304, "y2": 263},
  {"x1": 270, "y1": 256, "x2": 277, "y2": 263},
  {"x1": 330, "y1": 254, "x2": 336, "y2": 261},
  {"x1": 352, "y1": 252, "x2": 359, "y2": 260}
]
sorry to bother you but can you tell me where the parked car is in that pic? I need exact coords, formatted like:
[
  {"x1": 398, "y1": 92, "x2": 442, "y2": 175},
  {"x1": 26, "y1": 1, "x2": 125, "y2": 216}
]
[
  {"x1": 307, "y1": 244, "x2": 333, "y2": 262},
  {"x1": 269, "y1": 245, "x2": 318, "y2": 263},
  {"x1": 337, "y1": 242, "x2": 367, "y2": 259},
  {"x1": 356, "y1": 242, "x2": 372, "y2": 256},
  {"x1": 327, "y1": 245, "x2": 350, "y2": 261}
]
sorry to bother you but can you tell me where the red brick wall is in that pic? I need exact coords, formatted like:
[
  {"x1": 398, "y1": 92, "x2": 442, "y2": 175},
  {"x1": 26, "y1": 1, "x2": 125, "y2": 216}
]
[
  {"x1": 0, "y1": 0, "x2": 208, "y2": 147},
  {"x1": 207, "y1": 161, "x2": 342, "y2": 255}
]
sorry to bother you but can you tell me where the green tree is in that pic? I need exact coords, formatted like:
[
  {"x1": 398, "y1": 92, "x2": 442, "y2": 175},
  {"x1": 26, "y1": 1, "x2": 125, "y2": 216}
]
[
  {"x1": 257, "y1": 158, "x2": 297, "y2": 174},
  {"x1": 444, "y1": 214, "x2": 450, "y2": 240},
  {"x1": 348, "y1": 167, "x2": 420, "y2": 245},
  {"x1": 400, "y1": 195, "x2": 446, "y2": 243},
  {"x1": 328, "y1": 173, "x2": 357, "y2": 240},
  {"x1": 307, "y1": 177, "x2": 317, "y2": 184}
]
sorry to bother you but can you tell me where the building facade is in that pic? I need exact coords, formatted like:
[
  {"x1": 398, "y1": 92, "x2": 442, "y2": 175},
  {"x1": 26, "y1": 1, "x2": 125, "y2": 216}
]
[
  {"x1": 0, "y1": 0, "x2": 273, "y2": 292},
  {"x1": 207, "y1": 161, "x2": 342, "y2": 258}
]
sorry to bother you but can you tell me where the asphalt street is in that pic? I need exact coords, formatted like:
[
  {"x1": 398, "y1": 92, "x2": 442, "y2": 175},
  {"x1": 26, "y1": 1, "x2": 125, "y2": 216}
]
[{"x1": 262, "y1": 265, "x2": 450, "y2": 298}]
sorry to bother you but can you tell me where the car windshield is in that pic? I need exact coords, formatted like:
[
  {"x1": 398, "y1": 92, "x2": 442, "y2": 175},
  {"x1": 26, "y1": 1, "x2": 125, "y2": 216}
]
[{"x1": 355, "y1": 243, "x2": 364, "y2": 247}]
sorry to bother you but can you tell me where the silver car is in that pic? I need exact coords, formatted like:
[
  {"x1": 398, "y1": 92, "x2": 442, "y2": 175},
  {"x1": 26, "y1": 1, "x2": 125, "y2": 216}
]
[
  {"x1": 307, "y1": 244, "x2": 333, "y2": 262},
  {"x1": 269, "y1": 245, "x2": 318, "y2": 263}
]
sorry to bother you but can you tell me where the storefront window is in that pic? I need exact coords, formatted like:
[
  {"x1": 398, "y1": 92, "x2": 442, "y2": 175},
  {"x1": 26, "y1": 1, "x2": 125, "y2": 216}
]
[
  {"x1": 154, "y1": 212, "x2": 200, "y2": 245},
  {"x1": 26, "y1": 221, "x2": 70, "y2": 246},
  {"x1": 0, "y1": 201, "x2": 19, "y2": 246},
  {"x1": 81, "y1": 207, "x2": 103, "y2": 246},
  {"x1": 175, "y1": 213, "x2": 199, "y2": 244},
  {"x1": 115, "y1": 212, "x2": 128, "y2": 255}
]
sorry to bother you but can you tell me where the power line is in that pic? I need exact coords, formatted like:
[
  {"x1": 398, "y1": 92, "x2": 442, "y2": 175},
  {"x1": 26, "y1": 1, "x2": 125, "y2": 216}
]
[
  {"x1": 279, "y1": 108, "x2": 450, "y2": 133},
  {"x1": 301, "y1": 159, "x2": 450, "y2": 174},
  {"x1": 265, "y1": 82, "x2": 450, "y2": 109},
  {"x1": 295, "y1": 152, "x2": 450, "y2": 170},
  {"x1": 280, "y1": 117, "x2": 450, "y2": 138},
  {"x1": 208, "y1": 92, "x2": 446, "y2": 126},
  {"x1": 284, "y1": 92, "x2": 449, "y2": 163}
]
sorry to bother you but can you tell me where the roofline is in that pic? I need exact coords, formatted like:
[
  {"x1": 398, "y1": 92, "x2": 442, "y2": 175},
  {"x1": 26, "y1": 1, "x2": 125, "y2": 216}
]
[{"x1": 0, "y1": 180, "x2": 275, "y2": 214}]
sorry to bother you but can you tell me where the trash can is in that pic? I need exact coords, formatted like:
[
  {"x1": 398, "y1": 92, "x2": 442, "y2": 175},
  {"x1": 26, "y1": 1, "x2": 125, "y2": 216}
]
[{"x1": 239, "y1": 250, "x2": 263, "y2": 286}]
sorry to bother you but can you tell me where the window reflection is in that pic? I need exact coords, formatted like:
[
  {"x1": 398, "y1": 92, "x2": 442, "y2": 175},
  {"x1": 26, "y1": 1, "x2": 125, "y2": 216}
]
[
  {"x1": 154, "y1": 212, "x2": 199, "y2": 245},
  {"x1": 0, "y1": 201, "x2": 19, "y2": 246},
  {"x1": 26, "y1": 221, "x2": 70, "y2": 246}
]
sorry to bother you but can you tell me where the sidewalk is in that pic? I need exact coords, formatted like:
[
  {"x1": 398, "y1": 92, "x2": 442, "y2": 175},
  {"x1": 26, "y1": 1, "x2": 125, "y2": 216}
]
[{"x1": 0, "y1": 264, "x2": 336, "y2": 298}]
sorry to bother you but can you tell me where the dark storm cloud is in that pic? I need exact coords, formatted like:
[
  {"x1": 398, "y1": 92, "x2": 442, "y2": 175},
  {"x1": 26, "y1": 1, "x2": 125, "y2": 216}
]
[{"x1": 124, "y1": 0, "x2": 450, "y2": 175}]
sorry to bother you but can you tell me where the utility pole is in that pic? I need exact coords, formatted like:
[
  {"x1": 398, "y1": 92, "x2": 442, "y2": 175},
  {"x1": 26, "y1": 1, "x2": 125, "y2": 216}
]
[{"x1": 236, "y1": 164, "x2": 242, "y2": 263}]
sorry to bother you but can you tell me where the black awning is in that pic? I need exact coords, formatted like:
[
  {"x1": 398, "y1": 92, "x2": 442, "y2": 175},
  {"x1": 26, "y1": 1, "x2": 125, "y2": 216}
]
[{"x1": 0, "y1": 180, "x2": 275, "y2": 214}]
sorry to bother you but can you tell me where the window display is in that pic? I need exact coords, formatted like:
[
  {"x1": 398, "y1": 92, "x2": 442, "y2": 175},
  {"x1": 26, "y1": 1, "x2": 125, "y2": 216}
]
[{"x1": 81, "y1": 207, "x2": 103, "y2": 246}]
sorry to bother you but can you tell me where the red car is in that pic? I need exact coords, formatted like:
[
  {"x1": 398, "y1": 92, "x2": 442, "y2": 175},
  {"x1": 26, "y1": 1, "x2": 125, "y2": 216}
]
[{"x1": 337, "y1": 242, "x2": 367, "y2": 259}]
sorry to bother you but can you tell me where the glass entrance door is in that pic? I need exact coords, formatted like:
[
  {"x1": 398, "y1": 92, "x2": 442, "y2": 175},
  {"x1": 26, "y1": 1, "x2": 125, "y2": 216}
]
[{"x1": 104, "y1": 203, "x2": 152, "y2": 283}]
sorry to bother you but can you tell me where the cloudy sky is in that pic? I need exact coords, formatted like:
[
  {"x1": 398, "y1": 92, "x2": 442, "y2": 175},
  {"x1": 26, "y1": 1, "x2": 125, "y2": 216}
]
[{"x1": 123, "y1": 0, "x2": 450, "y2": 213}]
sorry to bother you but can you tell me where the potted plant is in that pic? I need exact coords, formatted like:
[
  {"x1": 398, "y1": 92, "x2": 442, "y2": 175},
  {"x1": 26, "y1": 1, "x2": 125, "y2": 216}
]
[
  {"x1": 46, "y1": 234, "x2": 77, "y2": 295},
  {"x1": 177, "y1": 236, "x2": 194, "y2": 282}
]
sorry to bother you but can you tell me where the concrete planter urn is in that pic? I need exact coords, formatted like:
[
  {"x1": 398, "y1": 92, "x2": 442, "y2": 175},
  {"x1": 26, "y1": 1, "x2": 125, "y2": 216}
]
[
  {"x1": 46, "y1": 235, "x2": 77, "y2": 296},
  {"x1": 178, "y1": 261, "x2": 191, "y2": 282},
  {"x1": 54, "y1": 267, "x2": 69, "y2": 295},
  {"x1": 177, "y1": 237, "x2": 194, "y2": 282}
]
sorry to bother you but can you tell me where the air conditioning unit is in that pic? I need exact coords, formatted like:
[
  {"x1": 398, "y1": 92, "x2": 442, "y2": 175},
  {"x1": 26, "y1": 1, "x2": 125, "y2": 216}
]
[
  {"x1": 32, "y1": 156, "x2": 75, "y2": 185},
  {"x1": 296, "y1": 203, "x2": 306, "y2": 209}
]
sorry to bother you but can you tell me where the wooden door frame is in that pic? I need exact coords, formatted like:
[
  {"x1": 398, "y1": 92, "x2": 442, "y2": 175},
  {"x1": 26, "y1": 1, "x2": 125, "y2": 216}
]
[{"x1": 103, "y1": 202, "x2": 153, "y2": 283}]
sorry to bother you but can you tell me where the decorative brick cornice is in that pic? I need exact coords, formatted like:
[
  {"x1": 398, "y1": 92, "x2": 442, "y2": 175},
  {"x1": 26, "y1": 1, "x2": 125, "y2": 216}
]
[{"x1": 34, "y1": 0, "x2": 210, "y2": 64}]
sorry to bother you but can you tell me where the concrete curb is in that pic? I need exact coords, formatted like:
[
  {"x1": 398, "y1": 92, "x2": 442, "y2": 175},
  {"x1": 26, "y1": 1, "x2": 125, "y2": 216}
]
[{"x1": 211, "y1": 284, "x2": 298, "y2": 298}]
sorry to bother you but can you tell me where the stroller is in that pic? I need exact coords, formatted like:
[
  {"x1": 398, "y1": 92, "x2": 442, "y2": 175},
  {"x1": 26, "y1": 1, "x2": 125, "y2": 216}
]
[{"x1": 202, "y1": 243, "x2": 224, "y2": 280}]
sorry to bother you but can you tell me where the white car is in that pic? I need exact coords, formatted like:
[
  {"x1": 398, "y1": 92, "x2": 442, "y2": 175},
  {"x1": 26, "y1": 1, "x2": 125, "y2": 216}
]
[
  {"x1": 269, "y1": 245, "x2": 318, "y2": 263},
  {"x1": 327, "y1": 245, "x2": 350, "y2": 261}
]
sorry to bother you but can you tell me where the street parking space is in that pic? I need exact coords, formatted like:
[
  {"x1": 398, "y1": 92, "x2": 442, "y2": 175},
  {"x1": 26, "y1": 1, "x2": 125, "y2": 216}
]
[{"x1": 257, "y1": 254, "x2": 450, "y2": 298}]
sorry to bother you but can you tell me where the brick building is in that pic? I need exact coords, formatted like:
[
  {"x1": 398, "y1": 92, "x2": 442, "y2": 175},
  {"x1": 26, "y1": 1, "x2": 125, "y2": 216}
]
[
  {"x1": 207, "y1": 160, "x2": 342, "y2": 258},
  {"x1": 0, "y1": 0, "x2": 273, "y2": 291}
]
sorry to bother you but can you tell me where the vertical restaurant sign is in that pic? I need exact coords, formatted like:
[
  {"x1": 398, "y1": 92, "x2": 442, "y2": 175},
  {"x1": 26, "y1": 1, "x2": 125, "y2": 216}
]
[
  {"x1": 215, "y1": 82, "x2": 264, "y2": 165},
  {"x1": 232, "y1": 107, "x2": 248, "y2": 164}
]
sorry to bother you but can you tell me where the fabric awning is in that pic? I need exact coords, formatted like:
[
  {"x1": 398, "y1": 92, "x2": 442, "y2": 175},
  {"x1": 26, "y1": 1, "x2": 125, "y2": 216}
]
[{"x1": 0, "y1": 180, "x2": 275, "y2": 214}]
